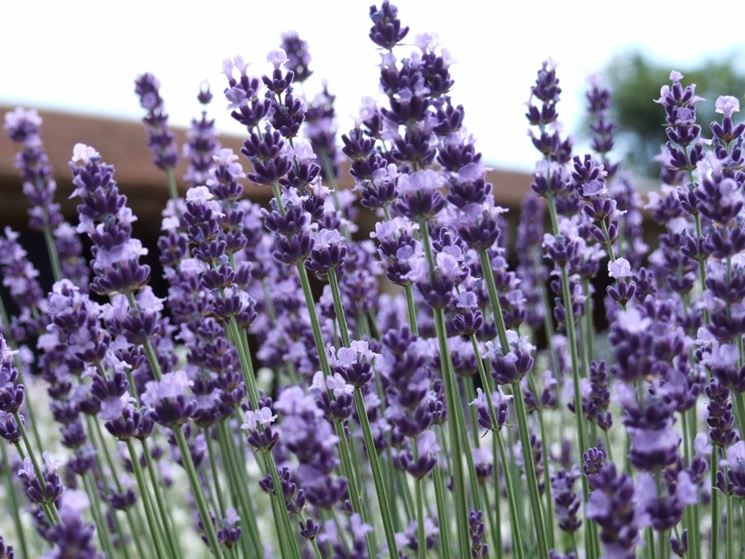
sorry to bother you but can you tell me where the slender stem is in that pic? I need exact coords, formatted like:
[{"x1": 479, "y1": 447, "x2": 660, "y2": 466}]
[
  {"x1": 127, "y1": 294, "x2": 223, "y2": 558},
  {"x1": 294, "y1": 261, "x2": 368, "y2": 521},
  {"x1": 173, "y1": 427, "x2": 224, "y2": 558},
  {"x1": 478, "y1": 248, "x2": 548, "y2": 558},
  {"x1": 141, "y1": 438, "x2": 181, "y2": 559},
  {"x1": 418, "y1": 221, "x2": 472, "y2": 559},
  {"x1": 262, "y1": 450, "x2": 303, "y2": 559},
  {"x1": 165, "y1": 166, "x2": 179, "y2": 206},
  {"x1": 512, "y1": 383, "x2": 549, "y2": 558},
  {"x1": 712, "y1": 448, "x2": 720, "y2": 559},
  {"x1": 694, "y1": 215, "x2": 709, "y2": 324},
  {"x1": 414, "y1": 470, "x2": 426, "y2": 559},
  {"x1": 217, "y1": 421, "x2": 265, "y2": 559},
  {"x1": 733, "y1": 392, "x2": 745, "y2": 448},
  {"x1": 432, "y1": 463, "x2": 452, "y2": 558},
  {"x1": 42, "y1": 223, "x2": 63, "y2": 282},
  {"x1": 496, "y1": 428, "x2": 526, "y2": 559},
  {"x1": 1, "y1": 443, "x2": 30, "y2": 558},
  {"x1": 328, "y1": 267, "x2": 399, "y2": 557},
  {"x1": 355, "y1": 388, "x2": 398, "y2": 558},
  {"x1": 83, "y1": 472, "x2": 117, "y2": 558},
  {"x1": 470, "y1": 335, "x2": 506, "y2": 558},
  {"x1": 726, "y1": 484, "x2": 734, "y2": 559},
  {"x1": 125, "y1": 439, "x2": 168, "y2": 559},
  {"x1": 90, "y1": 417, "x2": 149, "y2": 558},
  {"x1": 404, "y1": 284, "x2": 419, "y2": 336},
  {"x1": 536, "y1": 405, "x2": 555, "y2": 549},
  {"x1": 433, "y1": 308, "x2": 471, "y2": 559},
  {"x1": 205, "y1": 429, "x2": 226, "y2": 516}
]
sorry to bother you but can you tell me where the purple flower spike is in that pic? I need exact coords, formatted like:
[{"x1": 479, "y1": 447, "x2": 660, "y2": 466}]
[
  {"x1": 17, "y1": 454, "x2": 63, "y2": 507},
  {"x1": 587, "y1": 463, "x2": 639, "y2": 558},
  {"x1": 69, "y1": 145, "x2": 151, "y2": 296},
  {"x1": 134, "y1": 73, "x2": 177, "y2": 170},
  {"x1": 142, "y1": 370, "x2": 195, "y2": 426},
  {"x1": 4, "y1": 108, "x2": 89, "y2": 288},
  {"x1": 368, "y1": 2, "x2": 409, "y2": 50},
  {"x1": 280, "y1": 32, "x2": 312, "y2": 83}
]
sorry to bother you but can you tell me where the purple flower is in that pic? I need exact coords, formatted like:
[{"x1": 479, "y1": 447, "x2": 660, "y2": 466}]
[
  {"x1": 608, "y1": 257, "x2": 632, "y2": 279},
  {"x1": 587, "y1": 464, "x2": 639, "y2": 558},
  {"x1": 368, "y1": 1, "x2": 409, "y2": 49},
  {"x1": 134, "y1": 73, "x2": 177, "y2": 170},
  {"x1": 241, "y1": 407, "x2": 276, "y2": 432},
  {"x1": 715, "y1": 95, "x2": 739, "y2": 119},
  {"x1": 141, "y1": 370, "x2": 194, "y2": 426}
]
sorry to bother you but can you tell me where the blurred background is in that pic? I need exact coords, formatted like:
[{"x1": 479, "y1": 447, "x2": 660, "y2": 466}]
[{"x1": 2, "y1": 0, "x2": 745, "y2": 286}]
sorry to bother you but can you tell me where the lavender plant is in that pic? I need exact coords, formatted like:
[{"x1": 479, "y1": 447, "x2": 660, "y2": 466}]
[{"x1": 1, "y1": 3, "x2": 745, "y2": 558}]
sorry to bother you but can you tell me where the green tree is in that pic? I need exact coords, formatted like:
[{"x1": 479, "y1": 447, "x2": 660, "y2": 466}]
[{"x1": 603, "y1": 51, "x2": 745, "y2": 176}]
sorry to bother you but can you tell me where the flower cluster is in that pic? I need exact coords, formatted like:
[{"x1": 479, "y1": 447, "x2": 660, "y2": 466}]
[{"x1": 1, "y1": 3, "x2": 745, "y2": 559}]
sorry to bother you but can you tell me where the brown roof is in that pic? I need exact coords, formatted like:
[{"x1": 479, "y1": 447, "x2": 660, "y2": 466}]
[{"x1": 0, "y1": 105, "x2": 532, "y2": 229}]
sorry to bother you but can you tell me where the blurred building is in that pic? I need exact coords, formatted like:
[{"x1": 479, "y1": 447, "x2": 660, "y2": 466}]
[{"x1": 0, "y1": 106, "x2": 532, "y2": 289}]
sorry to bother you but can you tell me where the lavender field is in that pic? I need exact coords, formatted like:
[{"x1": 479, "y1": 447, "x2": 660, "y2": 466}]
[{"x1": 0, "y1": 2, "x2": 744, "y2": 558}]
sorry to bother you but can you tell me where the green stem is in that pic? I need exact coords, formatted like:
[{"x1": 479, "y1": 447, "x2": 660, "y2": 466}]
[
  {"x1": 141, "y1": 438, "x2": 181, "y2": 559},
  {"x1": 418, "y1": 221, "x2": 472, "y2": 559},
  {"x1": 478, "y1": 249, "x2": 547, "y2": 558},
  {"x1": 294, "y1": 261, "x2": 367, "y2": 520},
  {"x1": 1, "y1": 443, "x2": 30, "y2": 558},
  {"x1": 470, "y1": 335, "x2": 505, "y2": 558},
  {"x1": 726, "y1": 484, "x2": 734, "y2": 559},
  {"x1": 433, "y1": 309, "x2": 470, "y2": 559},
  {"x1": 496, "y1": 428, "x2": 526, "y2": 559},
  {"x1": 91, "y1": 418, "x2": 148, "y2": 558},
  {"x1": 165, "y1": 166, "x2": 179, "y2": 206},
  {"x1": 512, "y1": 383, "x2": 549, "y2": 558},
  {"x1": 42, "y1": 224, "x2": 63, "y2": 282},
  {"x1": 128, "y1": 294, "x2": 222, "y2": 558},
  {"x1": 205, "y1": 429, "x2": 227, "y2": 516},
  {"x1": 125, "y1": 439, "x2": 168, "y2": 559},
  {"x1": 432, "y1": 463, "x2": 452, "y2": 558},
  {"x1": 83, "y1": 472, "x2": 117, "y2": 559},
  {"x1": 414, "y1": 470, "x2": 426, "y2": 559},
  {"x1": 712, "y1": 448, "x2": 720, "y2": 559},
  {"x1": 173, "y1": 428, "x2": 224, "y2": 558},
  {"x1": 217, "y1": 421, "x2": 265, "y2": 559},
  {"x1": 404, "y1": 284, "x2": 419, "y2": 336},
  {"x1": 328, "y1": 267, "x2": 406, "y2": 558}
]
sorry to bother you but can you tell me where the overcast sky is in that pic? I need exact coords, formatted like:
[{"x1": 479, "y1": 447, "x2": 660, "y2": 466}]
[{"x1": 3, "y1": 0, "x2": 744, "y2": 171}]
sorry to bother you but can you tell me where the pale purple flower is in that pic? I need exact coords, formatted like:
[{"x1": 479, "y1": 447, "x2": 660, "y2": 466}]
[
  {"x1": 726, "y1": 440, "x2": 745, "y2": 469},
  {"x1": 311, "y1": 371, "x2": 354, "y2": 398},
  {"x1": 241, "y1": 407, "x2": 277, "y2": 432},
  {"x1": 396, "y1": 169, "x2": 442, "y2": 195},
  {"x1": 582, "y1": 178, "x2": 606, "y2": 197},
  {"x1": 615, "y1": 307, "x2": 651, "y2": 334},
  {"x1": 608, "y1": 257, "x2": 632, "y2": 279},
  {"x1": 470, "y1": 387, "x2": 512, "y2": 408},
  {"x1": 71, "y1": 143, "x2": 100, "y2": 165},
  {"x1": 715, "y1": 95, "x2": 739, "y2": 118},
  {"x1": 142, "y1": 370, "x2": 192, "y2": 408},
  {"x1": 266, "y1": 49, "x2": 288, "y2": 68}
]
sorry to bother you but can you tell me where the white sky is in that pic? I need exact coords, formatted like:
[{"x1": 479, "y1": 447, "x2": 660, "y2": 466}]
[{"x1": 3, "y1": 0, "x2": 744, "y2": 172}]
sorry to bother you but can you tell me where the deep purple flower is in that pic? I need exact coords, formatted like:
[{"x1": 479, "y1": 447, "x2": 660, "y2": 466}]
[
  {"x1": 587, "y1": 463, "x2": 639, "y2": 558},
  {"x1": 552, "y1": 467, "x2": 581, "y2": 533},
  {"x1": 134, "y1": 73, "x2": 178, "y2": 170},
  {"x1": 17, "y1": 454, "x2": 63, "y2": 507},
  {"x1": 142, "y1": 370, "x2": 195, "y2": 426},
  {"x1": 368, "y1": 1, "x2": 409, "y2": 50}
]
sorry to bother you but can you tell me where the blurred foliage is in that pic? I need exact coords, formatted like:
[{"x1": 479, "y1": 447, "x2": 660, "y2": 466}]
[{"x1": 601, "y1": 51, "x2": 745, "y2": 176}]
